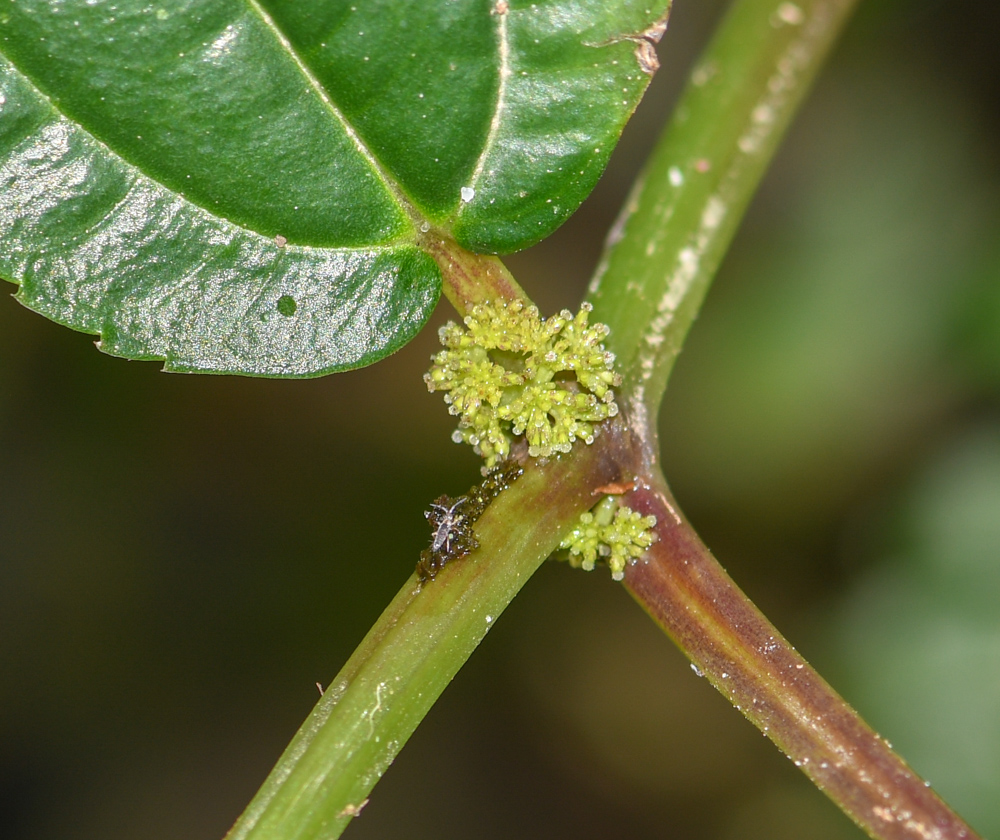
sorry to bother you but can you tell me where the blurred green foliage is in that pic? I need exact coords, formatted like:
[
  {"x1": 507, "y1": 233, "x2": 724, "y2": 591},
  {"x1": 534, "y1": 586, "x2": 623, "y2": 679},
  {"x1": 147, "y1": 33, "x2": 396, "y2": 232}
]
[
  {"x1": 1, "y1": 0, "x2": 998, "y2": 838},
  {"x1": 825, "y1": 429, "x2": 1000, "y2": 837}
]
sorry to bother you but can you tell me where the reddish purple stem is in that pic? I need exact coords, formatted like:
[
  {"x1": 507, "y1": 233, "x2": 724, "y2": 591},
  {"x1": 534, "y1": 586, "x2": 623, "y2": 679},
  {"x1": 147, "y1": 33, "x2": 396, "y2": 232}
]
[{"x1": 620, "y1": 474, "x2": 981, "y2": 840}]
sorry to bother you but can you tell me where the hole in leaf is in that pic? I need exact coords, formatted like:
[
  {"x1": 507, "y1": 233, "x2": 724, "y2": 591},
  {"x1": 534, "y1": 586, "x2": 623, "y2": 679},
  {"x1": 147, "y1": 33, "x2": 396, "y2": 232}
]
[{"x1": 277, "y1": 295, "x2": 297, "y2": 317}]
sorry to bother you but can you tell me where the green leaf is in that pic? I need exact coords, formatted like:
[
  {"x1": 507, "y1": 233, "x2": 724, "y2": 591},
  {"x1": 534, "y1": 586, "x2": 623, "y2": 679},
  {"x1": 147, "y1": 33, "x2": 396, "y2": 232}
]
[{"x1": 0, "y1": 0, "x2": 668, "y2": 376}]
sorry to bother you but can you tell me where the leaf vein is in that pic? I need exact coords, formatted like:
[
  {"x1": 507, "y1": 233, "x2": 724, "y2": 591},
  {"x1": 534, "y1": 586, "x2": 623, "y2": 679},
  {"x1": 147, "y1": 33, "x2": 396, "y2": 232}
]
[
  {"x1": 242, "y1": 0, "x2": 421, "y2": 227},
  {"x1": 465, "y1": 6, "x2": 511, "y2": 203}
]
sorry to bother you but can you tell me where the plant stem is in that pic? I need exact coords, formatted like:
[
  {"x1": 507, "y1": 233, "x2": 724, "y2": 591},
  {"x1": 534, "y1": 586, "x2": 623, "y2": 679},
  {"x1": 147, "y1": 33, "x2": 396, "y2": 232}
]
[
  {"x1": 620, "y1": 474, "x2": 981, "y2": 840},
  {"x1": 228, "y1": 1, "x2": 983, "y2": 838},
  {"x1": 583, "y1": 0, "x2": 982, "y2": 836},
  {"x1": 421, "y1": 231, "x2": 531, "y2": 315},
  {"x1": 225, "y1": 425, "x2": 632, "y2": 840},
  {"x1": 589, "y1": 0, "x2": 860, "y2": 428}
]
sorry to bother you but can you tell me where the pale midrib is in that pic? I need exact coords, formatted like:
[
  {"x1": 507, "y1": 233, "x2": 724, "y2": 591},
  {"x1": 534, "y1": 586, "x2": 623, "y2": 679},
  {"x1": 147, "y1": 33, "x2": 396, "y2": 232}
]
[
  {"x1": 0, "y1": 46, "x2": 406, "y2": 254},
  {"x1": 243, "y1": 0, "x2": 426, "y2": 231},
  {"x1": 466, "y1": 9, "x2": 511, "y2": 197}
]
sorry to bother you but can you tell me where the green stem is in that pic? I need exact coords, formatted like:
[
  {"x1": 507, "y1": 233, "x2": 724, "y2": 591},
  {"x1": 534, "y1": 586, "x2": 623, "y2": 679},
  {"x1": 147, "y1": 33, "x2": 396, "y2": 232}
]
[
  {"x1": 225, "y1": 425, "x2": 632, "y2": 840},
  {"x1": 420, "y1": 231, "x2": 531, "y2": 315},
  {"x1": 227, "y1": 2, "x2": 982, "y2": 839},
  {"x1": 590, "y1": 0, "x2": 860, "y2": 429},
  {"x1": 584, "y1": 0, "x2": 981, "y2": 836}
]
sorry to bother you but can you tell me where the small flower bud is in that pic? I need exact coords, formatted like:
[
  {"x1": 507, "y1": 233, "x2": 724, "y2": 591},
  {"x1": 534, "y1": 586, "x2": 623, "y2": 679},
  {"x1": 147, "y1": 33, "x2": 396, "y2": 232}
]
[{"x1": 425, "y1": 300, "x2": 620, "y2": 468}]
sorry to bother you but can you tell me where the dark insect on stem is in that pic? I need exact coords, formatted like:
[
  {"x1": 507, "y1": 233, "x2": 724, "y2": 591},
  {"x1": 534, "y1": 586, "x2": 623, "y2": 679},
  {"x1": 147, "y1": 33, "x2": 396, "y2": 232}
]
[
  {"x1": 418, "y1": 494, "x2": 479, "y2": 581},
  {"x1": 417, "y1": 459, "x2": 523, "y2": 581},
  {"x1": 429, "y1": 497, "x2": 468, "y2": 554}
]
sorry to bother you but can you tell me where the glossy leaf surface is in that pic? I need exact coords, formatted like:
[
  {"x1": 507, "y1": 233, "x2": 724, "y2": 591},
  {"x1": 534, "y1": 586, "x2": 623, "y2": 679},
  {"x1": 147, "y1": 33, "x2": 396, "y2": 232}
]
[{"x1": 0, "y1": 0, "x2": 668, "y2": 375}]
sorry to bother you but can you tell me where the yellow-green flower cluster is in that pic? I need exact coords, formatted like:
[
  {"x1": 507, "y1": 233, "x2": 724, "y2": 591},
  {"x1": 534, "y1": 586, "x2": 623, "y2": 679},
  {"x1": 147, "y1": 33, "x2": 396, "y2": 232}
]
[
  {"x1": 560, "y1": 497, "x2": 657, "y2": 581},
  {"x1": 425, "y1": 300, "x2": 620, "y2": 468}
]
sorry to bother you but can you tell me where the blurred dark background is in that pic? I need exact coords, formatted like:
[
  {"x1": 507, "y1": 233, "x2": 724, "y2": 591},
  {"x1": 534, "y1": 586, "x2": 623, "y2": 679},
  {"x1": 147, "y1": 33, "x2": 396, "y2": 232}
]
[{"x1": 2, "y1": 0, "x2": 1000, "y2": 837}]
